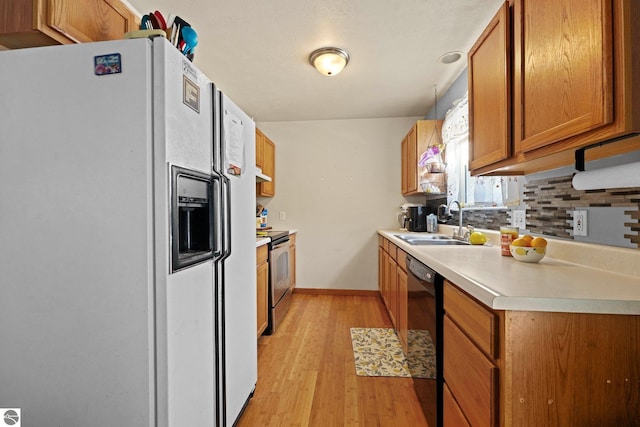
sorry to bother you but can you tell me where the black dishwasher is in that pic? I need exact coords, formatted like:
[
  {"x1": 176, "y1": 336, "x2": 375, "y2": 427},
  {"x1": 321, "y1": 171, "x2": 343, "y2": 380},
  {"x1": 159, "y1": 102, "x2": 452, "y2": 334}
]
[{"x1": 406, "y1": 254, "x2": 444, "y2": 427}]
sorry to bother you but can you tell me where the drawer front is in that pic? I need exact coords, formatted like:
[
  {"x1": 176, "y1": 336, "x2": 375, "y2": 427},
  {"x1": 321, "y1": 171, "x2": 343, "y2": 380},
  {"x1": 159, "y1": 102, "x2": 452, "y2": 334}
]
[
  {"x1": 443, "y1": 383, "x2": 471, "y2": 427},
  {"x1": 444, "y1": 315, "x2": 497, "y2": 427},
  {"x1": 444, "y1": 281, "x2": 497, "y2": 358},
  {"x1": 396, "y1": 248, "x2": 407, "y2": 272},
  {"x1": 383, "y1": 237, "x2": 390, "y2": 253},
  {"x1": 388, "y1": 242, "x2": 397, "y2": 261}
]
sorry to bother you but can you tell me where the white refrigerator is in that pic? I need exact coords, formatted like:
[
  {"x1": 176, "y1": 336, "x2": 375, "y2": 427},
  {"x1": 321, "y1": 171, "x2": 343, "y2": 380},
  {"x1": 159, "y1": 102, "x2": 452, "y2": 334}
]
[{"x1": 0, "y1": 37, "x2": 257, "y2": 427}]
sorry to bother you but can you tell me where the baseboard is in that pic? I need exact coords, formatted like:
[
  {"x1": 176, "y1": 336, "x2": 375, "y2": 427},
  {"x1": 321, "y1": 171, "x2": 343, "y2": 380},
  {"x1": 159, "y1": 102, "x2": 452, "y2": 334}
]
[{"x1": 292, "y1": 288, "x2": 380, "y2": 297}]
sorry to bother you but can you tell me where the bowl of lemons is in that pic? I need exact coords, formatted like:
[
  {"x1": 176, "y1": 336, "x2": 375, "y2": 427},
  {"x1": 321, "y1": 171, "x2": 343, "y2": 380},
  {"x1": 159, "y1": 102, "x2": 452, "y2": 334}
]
[{"x1": 510, "y1": 235, "x2": 547, "y2": 263}]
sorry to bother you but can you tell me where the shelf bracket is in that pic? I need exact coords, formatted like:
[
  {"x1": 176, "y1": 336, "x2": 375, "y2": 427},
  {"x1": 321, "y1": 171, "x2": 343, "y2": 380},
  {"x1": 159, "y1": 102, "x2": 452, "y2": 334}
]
[{"x1": 575, "y1": 133, "x2": 639, "y2": 171}]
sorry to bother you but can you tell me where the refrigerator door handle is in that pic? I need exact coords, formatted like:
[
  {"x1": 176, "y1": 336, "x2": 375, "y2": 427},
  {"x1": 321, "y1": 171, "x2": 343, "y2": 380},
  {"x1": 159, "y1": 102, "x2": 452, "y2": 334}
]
[
  {"x1": 212, "y1": 172, "x2": 224, "y2": 262},
  {"x1": 221, "y1": 174, "x2": 232, "y2": 261}
]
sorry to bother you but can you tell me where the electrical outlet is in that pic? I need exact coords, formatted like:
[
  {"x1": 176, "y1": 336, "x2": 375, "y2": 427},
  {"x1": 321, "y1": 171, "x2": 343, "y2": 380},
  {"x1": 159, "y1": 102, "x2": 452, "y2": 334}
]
[
  {"x1": 512, "y1": 209, "x2": 526, "y2": 229},
  {"x1": 573, "y1": 210, "x2": 588, "y2": 236},
  {"x1": 279, "y1": 211, "x2": 286, "y2": 221}
]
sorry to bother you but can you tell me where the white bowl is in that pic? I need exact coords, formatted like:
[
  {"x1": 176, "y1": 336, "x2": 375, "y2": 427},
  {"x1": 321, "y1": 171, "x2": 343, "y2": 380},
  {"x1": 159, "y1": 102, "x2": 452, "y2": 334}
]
[{"x1": 510, "y1": 245, "x2": 546, "y2": 263}]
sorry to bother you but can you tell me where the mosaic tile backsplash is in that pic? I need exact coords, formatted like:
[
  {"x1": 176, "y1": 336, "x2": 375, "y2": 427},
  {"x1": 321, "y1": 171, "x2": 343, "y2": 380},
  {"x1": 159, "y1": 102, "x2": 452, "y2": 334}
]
[
  {"x1": 434, "y1": 174, "x2": 639, "y2": 249},
  {"x1": 524, "y1": 175, "x2": 639, "y2": 248}
]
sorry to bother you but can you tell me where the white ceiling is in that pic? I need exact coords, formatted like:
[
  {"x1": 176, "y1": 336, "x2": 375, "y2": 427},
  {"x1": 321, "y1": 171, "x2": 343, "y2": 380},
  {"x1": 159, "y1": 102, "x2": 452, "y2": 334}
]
[{"x1": 127, "y1": 0, "x2": 502, "y2": 122}]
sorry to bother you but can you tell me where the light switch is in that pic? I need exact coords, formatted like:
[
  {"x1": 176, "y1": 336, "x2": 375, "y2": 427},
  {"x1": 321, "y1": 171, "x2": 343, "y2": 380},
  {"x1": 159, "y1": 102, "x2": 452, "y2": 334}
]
[{"x1": 512, "y1": 210, "x2": 526, "y2": 229}]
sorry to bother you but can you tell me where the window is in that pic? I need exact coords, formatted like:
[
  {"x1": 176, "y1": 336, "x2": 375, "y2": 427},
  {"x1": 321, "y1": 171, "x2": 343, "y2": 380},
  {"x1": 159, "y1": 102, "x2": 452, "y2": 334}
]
[{"x1": 442, "y1": 93, "x2": 521, "y2": 207}]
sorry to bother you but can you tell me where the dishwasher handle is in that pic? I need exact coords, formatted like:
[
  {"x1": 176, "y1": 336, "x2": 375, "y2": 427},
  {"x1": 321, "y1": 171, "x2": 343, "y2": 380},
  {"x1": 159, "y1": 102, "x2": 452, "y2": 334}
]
[{"x1": 406, "y1": 255, "x2": 437, "y2": 284}]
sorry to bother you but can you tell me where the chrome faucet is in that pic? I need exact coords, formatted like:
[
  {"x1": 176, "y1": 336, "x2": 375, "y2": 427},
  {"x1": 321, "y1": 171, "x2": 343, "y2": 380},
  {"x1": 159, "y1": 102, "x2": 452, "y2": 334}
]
[{"x1": 447, "y1": 200, "x2": 465, "y2": 240}]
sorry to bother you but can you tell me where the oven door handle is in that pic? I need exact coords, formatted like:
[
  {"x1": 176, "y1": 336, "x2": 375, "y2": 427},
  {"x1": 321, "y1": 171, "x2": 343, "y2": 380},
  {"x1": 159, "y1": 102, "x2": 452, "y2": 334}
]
[{"x1": 271, "y1": 240, "x2": 290, "y2": 251}]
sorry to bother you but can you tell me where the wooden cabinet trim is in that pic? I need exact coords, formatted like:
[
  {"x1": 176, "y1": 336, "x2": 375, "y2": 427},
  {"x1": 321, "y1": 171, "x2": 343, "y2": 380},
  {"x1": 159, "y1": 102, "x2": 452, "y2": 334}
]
[{"x1": 396, "y1": 265, "x2": 408, "y2": 353}]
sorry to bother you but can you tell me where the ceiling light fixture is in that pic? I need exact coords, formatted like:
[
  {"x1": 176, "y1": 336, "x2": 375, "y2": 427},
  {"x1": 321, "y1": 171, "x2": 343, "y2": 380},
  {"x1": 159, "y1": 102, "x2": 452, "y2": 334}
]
[
  {"x1": 439, "y1": 51, "x2": 463, "y2": 65},
  {"x1": 308, "y1": 47, "x2": 350, "y2": 76}
]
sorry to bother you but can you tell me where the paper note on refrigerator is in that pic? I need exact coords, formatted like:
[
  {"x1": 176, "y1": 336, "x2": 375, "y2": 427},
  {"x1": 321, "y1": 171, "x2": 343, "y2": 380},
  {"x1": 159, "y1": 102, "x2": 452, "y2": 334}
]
[{"x1": 224, "y1": 109, "x2": 244, "y2": 175}]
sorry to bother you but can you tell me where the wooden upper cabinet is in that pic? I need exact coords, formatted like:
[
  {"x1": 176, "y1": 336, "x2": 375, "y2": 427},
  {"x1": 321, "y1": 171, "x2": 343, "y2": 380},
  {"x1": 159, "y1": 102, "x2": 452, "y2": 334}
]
[
  {"x1": 401, "y1": 126, "x2": 418, "y2": 195},
  {"x1": 256, "y1": 128, "x2": 275, "y2": 197},
  {"x1": 470, "y1": 0, "x2": 640, "y2": 176},
  {"x1": 255, "y1": 128, "x2": 265, "y2": 169},
  {"x1": 468, "y1": 1, "x2": 511, "y2": 171},
  {"x1": 400, "y1": 120, "x2": 443, "y2": 196},
  {"x1": 0, "y1": 0, "x2": 139, "y2": 49},
  {"x1": 513, "y1": 0, "x2": 614, "y2": 152}
]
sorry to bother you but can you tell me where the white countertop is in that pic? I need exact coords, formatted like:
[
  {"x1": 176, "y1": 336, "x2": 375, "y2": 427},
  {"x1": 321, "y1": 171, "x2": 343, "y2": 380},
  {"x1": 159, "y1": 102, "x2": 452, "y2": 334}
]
[
  {"x1": 379, "y1": 227, "x2": 640, "y2": 315},
  {"x1": 256, "y1": 229, "x2": 296, "y2": 248}
]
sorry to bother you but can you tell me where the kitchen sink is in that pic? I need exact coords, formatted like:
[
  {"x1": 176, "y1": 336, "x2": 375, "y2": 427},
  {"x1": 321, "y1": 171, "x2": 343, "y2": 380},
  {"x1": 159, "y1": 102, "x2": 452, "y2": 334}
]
[{"x1": 394, "y1": 234, "x2": 471, "y2": 246}]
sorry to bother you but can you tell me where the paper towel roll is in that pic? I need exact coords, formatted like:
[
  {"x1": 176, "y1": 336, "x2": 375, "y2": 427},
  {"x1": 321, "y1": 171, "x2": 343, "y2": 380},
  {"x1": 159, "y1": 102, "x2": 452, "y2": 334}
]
[{"x1": 572, "y1": 161, "x2": 640, "y2": 190}]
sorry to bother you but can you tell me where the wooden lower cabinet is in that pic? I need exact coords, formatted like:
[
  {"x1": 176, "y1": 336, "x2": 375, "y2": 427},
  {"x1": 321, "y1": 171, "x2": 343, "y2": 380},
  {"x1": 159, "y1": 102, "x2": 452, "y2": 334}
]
[
  {"x1": 377, "y1": 236, "x2": 408, "y2": 354},
  {"x1": 256, "y1": 244, "x2": 269, "y2": 337},
  {"x1": 396, "y1": 251, "x2": 408, "y2": 353},
  {"x1": 443, "y1": 280, "x2": 640, "y2": 426},
  {"x1": 444, "y1": 315, "x2": 497, "y2": 427},
  {"x1": 443, "y1": 383, "x2": 471, "y2": 427},
  {"x1": 504, "y1": 311, "x2": 640, "y2": 426}
]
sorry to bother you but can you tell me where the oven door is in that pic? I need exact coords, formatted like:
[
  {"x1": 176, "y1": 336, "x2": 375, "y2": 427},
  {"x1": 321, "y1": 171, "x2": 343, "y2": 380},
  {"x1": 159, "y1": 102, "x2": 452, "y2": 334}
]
[{"x1": 269, "y1": 239, "x2": 290, "y2": 306}]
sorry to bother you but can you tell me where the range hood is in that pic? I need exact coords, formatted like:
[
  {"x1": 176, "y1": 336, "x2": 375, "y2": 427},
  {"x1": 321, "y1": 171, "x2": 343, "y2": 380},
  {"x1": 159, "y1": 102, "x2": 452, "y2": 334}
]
[{"x1": 255, "y1": 167, "x2": 272, "y2": 183}]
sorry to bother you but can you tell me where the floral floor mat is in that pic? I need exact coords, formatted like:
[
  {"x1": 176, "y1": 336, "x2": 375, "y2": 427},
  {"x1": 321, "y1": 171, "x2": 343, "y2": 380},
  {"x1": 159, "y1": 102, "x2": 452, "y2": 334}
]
[
  {"x1": 349, "y1": 327, "x2": 435, "y2": 378},
  {"x1": 350, "y1": 328, "x2": 410, "y2": 377}
]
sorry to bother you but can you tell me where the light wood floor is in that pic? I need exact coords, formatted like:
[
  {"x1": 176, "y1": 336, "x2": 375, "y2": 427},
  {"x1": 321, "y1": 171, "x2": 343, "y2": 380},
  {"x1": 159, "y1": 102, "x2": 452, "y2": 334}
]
[{"x1": 236, "y1": 293, "x2": 429, "y2": 427}]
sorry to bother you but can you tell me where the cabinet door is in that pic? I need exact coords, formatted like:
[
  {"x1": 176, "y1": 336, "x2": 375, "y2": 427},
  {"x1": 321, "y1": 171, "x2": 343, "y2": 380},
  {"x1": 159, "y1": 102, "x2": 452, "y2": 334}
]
[
  {"x1": 255, "y1": 128, "x2": 265, "y2": 169},
  {"x1": 48, "y1": 0, "x2": 138, "y2": 44},
  {"x1": 513, "y1": 0, "x2": 614, "y2": 152},
  {"x1": 256, "y1": 247, "x2": 269, "y2": 337},
  {"x1": 386, "y1": 251, "x2": 397, "y2": 327},
  {"x1": 396, "y1": 263, "x2": 408, "y2": 353},
  {"x1": 444, "y1": 315, "x2": 497, "y2": 427},
  {"x1": 0, "y1": 0, "x2": 138, "y2": 48},
  {"x1": 401, "y1": 135, "x2": 409, "y2": 194},
  {"x1": 405, "y1": 126, "x2": 418, "y2": 194},
  {"x1": 468, "y1": 2, "x2": 511, "y2": 171},
  {"x1": 257, "y1": 136, "x2": 275, "y2": 197},
  {"x1": 379, "y1": 246, "x2": 390, "y2": 312},
  {"x1": 443, "y1": 383, "x2": 471, "y2": 427}
]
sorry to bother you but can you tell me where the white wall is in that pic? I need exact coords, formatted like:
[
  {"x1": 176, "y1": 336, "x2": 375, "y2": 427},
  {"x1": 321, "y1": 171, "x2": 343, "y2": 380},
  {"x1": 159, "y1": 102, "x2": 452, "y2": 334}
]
[{"x1": 257, "y1": 117, "x2": 421, "y2": 291}]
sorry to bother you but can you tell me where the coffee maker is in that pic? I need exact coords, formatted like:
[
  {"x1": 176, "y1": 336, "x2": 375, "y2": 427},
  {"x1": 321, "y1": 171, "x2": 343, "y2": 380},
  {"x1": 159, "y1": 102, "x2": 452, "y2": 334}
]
[{"x1": 404, "y1": 206, "x2": 428, "y2": 232}]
